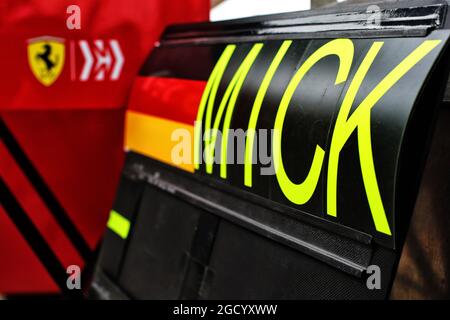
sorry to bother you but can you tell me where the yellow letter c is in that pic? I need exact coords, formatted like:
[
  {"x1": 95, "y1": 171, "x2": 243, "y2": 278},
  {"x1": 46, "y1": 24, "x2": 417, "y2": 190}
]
[{"x1": 274, "y1": 39, "x2": 354, "y2": 205}]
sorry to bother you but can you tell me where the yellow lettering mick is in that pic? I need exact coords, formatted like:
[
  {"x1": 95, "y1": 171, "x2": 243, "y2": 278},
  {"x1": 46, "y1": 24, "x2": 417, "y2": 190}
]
[{"x1": 327, "y1": 40, "x2": 441, "y2": 236}]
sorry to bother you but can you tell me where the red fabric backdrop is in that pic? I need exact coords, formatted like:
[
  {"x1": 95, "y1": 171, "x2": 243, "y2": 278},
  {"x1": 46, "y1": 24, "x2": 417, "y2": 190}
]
[{"x1": 0, "y1": 0, "x2": 209, "y2": 294}]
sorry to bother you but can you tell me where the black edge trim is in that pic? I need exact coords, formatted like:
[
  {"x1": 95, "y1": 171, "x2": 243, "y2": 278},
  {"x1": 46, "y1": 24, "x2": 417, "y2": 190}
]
[{"x1": 159, "y1": 0, "x2": 447, "y2": 45}]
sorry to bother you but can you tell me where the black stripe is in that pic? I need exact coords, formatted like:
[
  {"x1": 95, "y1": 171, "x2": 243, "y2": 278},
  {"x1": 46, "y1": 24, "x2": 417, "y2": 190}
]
[
  {"x1": 0, "y1": 178, "x2": 82, "y2": 298},
  {"x1": 139, "y1": 44, "x2": 256, "y2": 81},
  {"x1": 0, "y1": 118, "x2": 92, "y2": 261},
  {"x1": 139, "y1": 44, "x2": 220, "y2": 79}
]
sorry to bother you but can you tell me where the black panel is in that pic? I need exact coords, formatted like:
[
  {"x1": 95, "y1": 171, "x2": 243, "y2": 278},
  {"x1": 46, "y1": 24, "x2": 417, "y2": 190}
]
[
  {"x1": 93, "y1": 154, "x2": 397, "y2": 299},
  {"x1": 97, "y1": 176, "x2": 144, "y2": 279},
  {"x1": 91, "y1": 0, "x2": 450, "y2": 300},
  {"x1": 205, "y1": 221, "x2": 392, "y2": 300},
  {"x1": 117, "y1": 186, "x2": 199, "y2": 299}
]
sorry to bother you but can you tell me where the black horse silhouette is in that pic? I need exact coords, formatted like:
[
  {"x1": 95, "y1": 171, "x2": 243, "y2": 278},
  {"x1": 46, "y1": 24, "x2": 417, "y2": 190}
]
[{"x1": 36, "y1": 44, "x2": 59, "y2": 71}]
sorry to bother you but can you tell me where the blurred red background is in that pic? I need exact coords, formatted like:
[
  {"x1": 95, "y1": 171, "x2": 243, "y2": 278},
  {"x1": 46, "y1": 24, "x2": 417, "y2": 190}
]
[{"x1": 0, "y1": 0, "x2": 209, "y2": 294}]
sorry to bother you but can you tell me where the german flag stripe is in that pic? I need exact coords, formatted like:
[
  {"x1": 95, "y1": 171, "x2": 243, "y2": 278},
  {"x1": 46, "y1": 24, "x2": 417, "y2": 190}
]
[
  {"x1": 128, "y1": 76, "x2": 205, "y2": 125},
  {"x1": 125, "y1": 111, "x2": 194, "y2": 173},
  {"x1": 126, "y1": 76, "x2": 207, "y2": 172}
]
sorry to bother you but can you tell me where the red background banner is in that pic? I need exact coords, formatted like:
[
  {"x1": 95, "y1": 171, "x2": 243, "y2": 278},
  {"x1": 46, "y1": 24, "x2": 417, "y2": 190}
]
[{"x1": 0, "y1": 0, "x2": 209, "y2": 294}]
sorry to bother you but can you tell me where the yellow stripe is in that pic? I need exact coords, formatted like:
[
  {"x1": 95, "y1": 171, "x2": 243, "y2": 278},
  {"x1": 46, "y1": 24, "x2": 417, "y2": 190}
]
[
  {"x1": 125, "y1": 111, "x2": 194, "y2": 172},
  {"x1": 107, "y1": 210, "x2": 130, "y2": 239}
]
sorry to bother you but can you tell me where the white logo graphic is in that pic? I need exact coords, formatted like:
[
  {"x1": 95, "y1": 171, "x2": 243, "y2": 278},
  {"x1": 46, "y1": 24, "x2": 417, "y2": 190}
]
[{"x1": 76, "y1": 39, "x2": 124, "y2": 81}]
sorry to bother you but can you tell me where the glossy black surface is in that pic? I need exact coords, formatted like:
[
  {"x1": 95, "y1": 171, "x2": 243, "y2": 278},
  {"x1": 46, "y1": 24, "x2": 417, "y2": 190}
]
[{"x1": 95, "y1": 0, "x2": 450, "y2": 300}]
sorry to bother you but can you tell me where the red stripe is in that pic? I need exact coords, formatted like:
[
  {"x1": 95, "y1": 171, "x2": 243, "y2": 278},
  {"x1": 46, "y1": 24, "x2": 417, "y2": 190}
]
[{"x1": 128, "y1": 76, "x2": 206, "y2": 125}]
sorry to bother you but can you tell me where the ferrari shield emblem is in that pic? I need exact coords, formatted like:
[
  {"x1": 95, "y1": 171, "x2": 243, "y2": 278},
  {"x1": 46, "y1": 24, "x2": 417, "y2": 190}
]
[{"x1": 27, "y1": 36, "x2": 65, "y2": 86}]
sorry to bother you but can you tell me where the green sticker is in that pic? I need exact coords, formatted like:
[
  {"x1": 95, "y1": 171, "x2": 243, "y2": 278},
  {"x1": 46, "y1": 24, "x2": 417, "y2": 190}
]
[{"x1": 107, "y1": 210, "x2": 130, "y2": 240}]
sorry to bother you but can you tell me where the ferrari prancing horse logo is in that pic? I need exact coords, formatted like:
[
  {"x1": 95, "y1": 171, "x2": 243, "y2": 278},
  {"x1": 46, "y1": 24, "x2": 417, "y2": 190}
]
[{"x1": 27, "y1": 36, "x2": 65, "y2": 86}]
